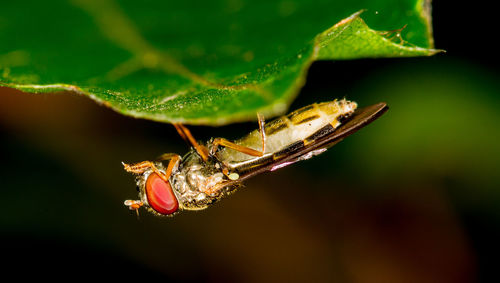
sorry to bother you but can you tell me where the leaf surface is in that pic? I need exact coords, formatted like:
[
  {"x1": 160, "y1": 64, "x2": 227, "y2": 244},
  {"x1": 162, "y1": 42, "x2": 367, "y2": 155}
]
[{"x1": 0, "y1": 0, "x2": 438, "y2": 125}]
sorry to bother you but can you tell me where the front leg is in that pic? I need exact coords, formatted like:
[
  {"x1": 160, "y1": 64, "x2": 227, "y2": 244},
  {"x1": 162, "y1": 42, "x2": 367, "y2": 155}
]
[{"x1": 123, "y1": 153, "x2": 180, "y2": 183}]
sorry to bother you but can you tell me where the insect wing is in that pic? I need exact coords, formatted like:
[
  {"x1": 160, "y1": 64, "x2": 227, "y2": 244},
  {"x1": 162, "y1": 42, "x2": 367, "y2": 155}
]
[{"x1": 237, "y1": 102, "x2": 388, "y2": 181}]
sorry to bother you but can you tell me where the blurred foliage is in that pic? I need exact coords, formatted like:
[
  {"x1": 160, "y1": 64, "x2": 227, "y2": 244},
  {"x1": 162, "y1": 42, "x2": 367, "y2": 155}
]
[
  {"x1": 0, "y1": 0, "x2": 437, "y2": 125},
  {"x1": 352, "y1": 61, "x2": 500, "y2": 195}
]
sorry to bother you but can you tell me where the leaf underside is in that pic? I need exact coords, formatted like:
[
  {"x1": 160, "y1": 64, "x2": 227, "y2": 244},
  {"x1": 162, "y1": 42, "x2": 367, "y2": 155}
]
[{"x1": 0, "y1": 0, "x2": 439, "y2": 125}]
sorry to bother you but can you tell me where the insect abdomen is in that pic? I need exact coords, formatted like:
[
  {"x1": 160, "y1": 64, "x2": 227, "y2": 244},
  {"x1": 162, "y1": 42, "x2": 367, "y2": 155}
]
[{"x1": 219, "y1": 99, "x2": 357, "y2": 162}]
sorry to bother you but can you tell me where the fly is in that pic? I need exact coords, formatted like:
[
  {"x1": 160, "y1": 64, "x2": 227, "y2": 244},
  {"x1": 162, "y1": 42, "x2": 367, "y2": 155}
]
[{"x1": 123, "y1": 99, "x2": 388, "y2": 216}]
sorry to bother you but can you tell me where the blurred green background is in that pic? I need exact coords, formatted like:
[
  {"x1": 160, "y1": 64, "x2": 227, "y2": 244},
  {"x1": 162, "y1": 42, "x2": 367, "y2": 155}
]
[{"x1": 1, "y1": 1, "x2": 498, "y2": 282}]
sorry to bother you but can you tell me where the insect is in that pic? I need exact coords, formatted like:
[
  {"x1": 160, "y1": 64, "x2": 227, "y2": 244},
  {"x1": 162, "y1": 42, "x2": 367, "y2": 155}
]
[{"x1": 123, "y1": 99, "x2": 388, "y2": 216}]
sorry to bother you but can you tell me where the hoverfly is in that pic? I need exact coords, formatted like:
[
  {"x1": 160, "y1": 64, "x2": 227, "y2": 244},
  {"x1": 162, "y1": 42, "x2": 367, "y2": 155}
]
[{"x1": 123, "y1": 99, "x2": 388, "y2": 216}]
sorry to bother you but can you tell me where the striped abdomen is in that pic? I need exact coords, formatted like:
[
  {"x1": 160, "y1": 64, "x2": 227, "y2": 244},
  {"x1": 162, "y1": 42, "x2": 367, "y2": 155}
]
[{"x1": 217, "y1": 99, "x2": 357, "y2": 163}]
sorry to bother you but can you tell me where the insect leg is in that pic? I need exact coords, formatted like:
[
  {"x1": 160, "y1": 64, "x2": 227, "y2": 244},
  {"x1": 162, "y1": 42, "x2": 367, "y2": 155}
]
[
  {"x1": 210, "y1": 138, "x2": 264, "y2": 157},
  {"x1": 123, "y1": 160, "x2": 157, "y2": 174},
  {"x1": 257, "y1": 113, "x2": 266, "y2": 155},
  {"x1": 204, "y1": 180, "x2": 232, "y2": 196},
  {"x1": 173, "y1": 123, "x2": 209, "y2": 162},
  {"x1": 122, "y1": 154, "x2": 180, "y2": 183},
  {"x1": 160, "y1": 154, "x2": 181, "y2": 180},
  {"x1": 209, "y1": 113, "x2": 267, "y2": 157},
  {"x1": 124, "y1": 199, "x2": 144, "y2": 215}
]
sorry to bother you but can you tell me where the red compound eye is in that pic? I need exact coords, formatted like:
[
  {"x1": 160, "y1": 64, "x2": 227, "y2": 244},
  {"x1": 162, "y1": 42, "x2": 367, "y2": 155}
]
[{"x1": 145, "y1": 173, "x2": 179, "y2": 215}]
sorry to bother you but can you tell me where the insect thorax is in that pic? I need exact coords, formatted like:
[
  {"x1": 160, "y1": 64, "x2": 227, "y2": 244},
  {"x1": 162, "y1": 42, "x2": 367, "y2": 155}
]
[{"x1": 170, "y1": 149, "x2": 238, "y2": 211}]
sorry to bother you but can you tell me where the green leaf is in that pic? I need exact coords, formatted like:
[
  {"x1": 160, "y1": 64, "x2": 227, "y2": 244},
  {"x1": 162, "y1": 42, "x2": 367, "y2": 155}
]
[{"x1": 0, "y1": 0, "x2": 439, "y2": 125}]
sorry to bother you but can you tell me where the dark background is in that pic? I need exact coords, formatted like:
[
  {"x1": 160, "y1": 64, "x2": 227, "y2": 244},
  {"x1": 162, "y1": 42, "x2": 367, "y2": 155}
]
[{"x1": 1, "y1": 1, "x2": 498, "y2": 282}]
